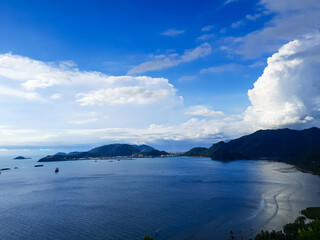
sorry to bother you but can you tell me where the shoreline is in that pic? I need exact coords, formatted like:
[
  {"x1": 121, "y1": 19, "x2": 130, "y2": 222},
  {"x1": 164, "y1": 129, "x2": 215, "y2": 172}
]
[
  {"x1": 183, "y1": 155, "x2": 320, "y2": 176},
  {"x1": 291, "y1": 164, "x2": 319, "y2": 176}
]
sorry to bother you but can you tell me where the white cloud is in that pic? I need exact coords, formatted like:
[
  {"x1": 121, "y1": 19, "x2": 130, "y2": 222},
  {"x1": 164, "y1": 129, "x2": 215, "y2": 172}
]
[
  {"x1": 224, "y1": 0, "x2": 238, "y2": 5},
  {"x1": 260, "y1": 0, "x2": 320, "y2": 12},
  {"x1": 201, "y1": 25, "x2": 214, "y2": 32},
  {"x1": 77, "y1": 86, "x2": 173, "y2": 106},
  {"x1": 197, "y1": 33, "x2": 214, "y2": 41},
  {"x1": 231, "y1": 20, "x2": 245, "y2": 28},
  {"x1": 220, "y1": 46, "x2": 231, "y2": 51},
  {"x1": 249, "y1": 61, "x2": 266, "y2": 68},
  {"x1": 50, "y1": 93, "x2": 62, "y2": 99},
  {"x1": 0, "y1": 127, "x2": 58, "y2": 146},
  {"x1": 128, "y1": 43, "x2": 212, "y2": 74},
  {"x1": 2, "y1": 33, "x2": 320, "y2": 149},
  {"x1": 244, "y1": 33, "x2": 320, "y2": 128},
  {"x1": 0, "y1": 84, "x2": 41, "y2": 100},
  {"x1": 0, "y1": 117, "x2": 241, "y2": 147},
  {"x1": 185, "y1": 106, "x2": 223, "y2": 117},
  {"x1": 0, "y1": 53, "x2": 181, "y2": 106},
  {"x1": 233, "y1": 0, "x2": 320, "y2": 58},
  {"x1": 0, "y1": 53, "x2": 112, "y2": 91},
  {"x1": 245, "y1": 13, "x2": 263, "y2": 21},
  {"x1": 59, "y1": 60, "x2": 77, "y2": 69},
  {"x1": 70, "y1": 118, "x2": 98, "y2": 125},
  {"x1": 76, "y1": 76, "x2": 179, "y2": 105},
  {"x1": 161, "y1": 29, "x2": 185, "y2": 37}
]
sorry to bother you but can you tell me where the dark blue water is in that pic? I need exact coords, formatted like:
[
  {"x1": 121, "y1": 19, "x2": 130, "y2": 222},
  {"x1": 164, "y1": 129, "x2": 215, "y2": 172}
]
[{"x1": 0, "y1": 156, "x2": 319, "y2": 240}]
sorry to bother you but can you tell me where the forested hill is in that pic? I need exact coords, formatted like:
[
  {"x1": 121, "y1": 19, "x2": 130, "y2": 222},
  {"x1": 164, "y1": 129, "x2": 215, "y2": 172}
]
[
  {"x1": 184, "y1": 127, "x2": 320, "y2": 174},
  {"x1": 39, "y1": 144, "x2": 169, "y2": 162}
]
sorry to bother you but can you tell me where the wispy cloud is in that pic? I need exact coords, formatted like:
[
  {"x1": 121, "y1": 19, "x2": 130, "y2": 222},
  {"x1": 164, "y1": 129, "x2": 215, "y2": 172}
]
[
  {"x1": 70, "y1": 118, "x2": 98, "y2": 125},
  {"x1": 50, "y1": 93, "x2": 63, "y2": 99},
  {"x1": 224, "y1": 0, "x2": 238, "y2": 5},
  {"x1": 0, "y1": 53, "x2": 112, "y2": 91},
  {"x1": 128, "y1": 43, "x2": 212, "y2": 74},
  {"x1": 233, "y1": 0, "x2": 320, "y2": 58},
  {"x1": 200, "y1": 63, "x2": 240, "y2": 74},
  {"x1": 246, "y1": 13, "x2": 263, "y2": 21},
  {"x1": 161, "y1": 29, "x2": 185, "y2": 37},
  {"x1": 197, "y1": 33, "x2": 214, "y2": 41},
  {"x1": 201, "y1": 25, "x2": 214, "y2": 32},
  {"x1": 0, "y1": 84, "x2": 41, "y2": 100},
  {"x1": 231, "y1": 20, "x2": 245, "y2": 28},
  {"x1": 186, "y1": 105, "x2": 223, "y2": 117},
  {"x1": 178, "y1": 75, "x2": 197, "y2": 82},
  {"x1": 249, "y1": 61, "x2": 265, "y2": 68},
  {"x1": 0, "y1": 117, "x2": 242, "y2": 147},
  {"x1": 77, "y1": 86, "x2": 173, "y2": 106}
]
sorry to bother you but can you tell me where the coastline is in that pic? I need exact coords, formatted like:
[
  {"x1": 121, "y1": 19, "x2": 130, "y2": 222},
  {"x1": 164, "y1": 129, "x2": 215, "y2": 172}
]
[
  {"x1": 183, "y1": 155, "x2": 320, "y2": 176},
  {"x1": 292, "y1": 165, "x2": 320, "y2": 176}
]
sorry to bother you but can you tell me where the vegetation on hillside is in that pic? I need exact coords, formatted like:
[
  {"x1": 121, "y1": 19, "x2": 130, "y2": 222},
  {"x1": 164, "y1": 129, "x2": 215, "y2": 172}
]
[
  {"x1": 184, "y1": 128, "x2": 320, "y2": 174},
  {"x1": 141, "y1": 235, "x2": 153, "y2": 240},
  {"x1": 183, "y1": 147, "x2": 208, "y2": 157},
  {"x1": 254, "y1": 207, "x2": 320, "y2": 240},
  {"x1": 39, "y1": 144, "x2": 168, "y2": 162}
]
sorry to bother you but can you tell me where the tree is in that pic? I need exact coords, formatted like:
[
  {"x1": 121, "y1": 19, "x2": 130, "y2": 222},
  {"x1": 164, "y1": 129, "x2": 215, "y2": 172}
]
[
  {"x1": 297, "y1": 220, "x2": 320, "y2": 240},
  {"x1": 141, "y1": 235, "x2": 153, "y2": 240}
]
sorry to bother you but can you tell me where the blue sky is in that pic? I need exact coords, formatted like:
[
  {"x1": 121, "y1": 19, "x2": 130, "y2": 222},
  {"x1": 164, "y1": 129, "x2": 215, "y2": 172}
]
[{"x1": 0, "y1": 0, "x2": 320, "y2": 153}]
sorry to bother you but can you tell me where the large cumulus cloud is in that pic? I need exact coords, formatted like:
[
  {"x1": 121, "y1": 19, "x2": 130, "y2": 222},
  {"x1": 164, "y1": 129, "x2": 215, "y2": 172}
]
[{"x1": 244, "y1": 33, "x2": 320, "y2": 129}]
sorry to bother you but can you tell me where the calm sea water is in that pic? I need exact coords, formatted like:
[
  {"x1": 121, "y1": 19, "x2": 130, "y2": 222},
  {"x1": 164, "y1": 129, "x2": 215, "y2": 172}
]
[{"x1": 0, "y1": 156, "x2": 319, "y2": 240}]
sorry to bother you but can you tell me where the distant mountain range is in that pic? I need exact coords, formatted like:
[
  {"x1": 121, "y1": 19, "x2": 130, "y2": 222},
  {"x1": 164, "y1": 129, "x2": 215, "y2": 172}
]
[
  {"x1": 38, "y1": 128, "x2": 320, "y2": 174},
  {"x1": 39, "y1": 144, "x2": 169, "y2": 162},
  {"x1": 184, "y1": 127, "x2": 320, "y2": 174}
]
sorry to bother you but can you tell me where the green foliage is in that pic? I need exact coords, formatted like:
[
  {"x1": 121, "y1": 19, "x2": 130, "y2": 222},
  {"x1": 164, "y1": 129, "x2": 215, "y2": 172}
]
[
  {"x1": 141, "y1": 235, "x2": 153, "y2": 240},
  {"x1": 187, "y1": 127, "x2": 320, "y2": 174},
  {"x1": 297, "y1": 220, "x2": 320, "y2": 240},
  {"x1": 38, "y1": 143, "x2": 160, "y2": 162},
  {"x1": 254, "y1": 208, "x2": 320, "y2": 240},
  {"x1": 301, "y1": 207, "x2": 320, "y2": 220},
  {"x1": 87, "y1": 144, "x2": 141, "y2": 157},
  {"x1": 139, "y1": 149, "x2": 169, "y2": 157},
  {"x1": 283, "y1": 216, "x2": 306, "y2": 239},
  {"x1": 255, "y1": 230, "x2": 285, "y2": 240},
  {"x1": 183, "y1": 147, "x2": 208, "y2": 157}
]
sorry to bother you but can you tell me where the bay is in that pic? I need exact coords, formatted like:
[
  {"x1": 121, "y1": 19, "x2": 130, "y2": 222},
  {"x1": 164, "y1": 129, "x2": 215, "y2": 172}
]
[{"x1": 0, "y1": 156, "x2": 319, "y2": 240}]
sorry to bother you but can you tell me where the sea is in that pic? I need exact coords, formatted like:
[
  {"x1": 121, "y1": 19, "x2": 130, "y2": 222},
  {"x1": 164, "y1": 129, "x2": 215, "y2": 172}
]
[{"x1": 0, "y1": 156, "x2": 319, "y2": 240}]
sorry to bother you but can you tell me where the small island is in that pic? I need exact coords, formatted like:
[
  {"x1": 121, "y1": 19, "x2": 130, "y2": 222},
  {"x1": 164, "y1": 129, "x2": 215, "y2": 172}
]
[{"x1": 14, "y1": 156, "x2": 31, "y2": 160}]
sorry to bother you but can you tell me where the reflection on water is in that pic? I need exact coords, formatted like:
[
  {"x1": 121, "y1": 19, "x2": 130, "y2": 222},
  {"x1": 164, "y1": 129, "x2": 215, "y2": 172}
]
[{"x1": 0, "y1": 156, "x2": 319, "y2": 240}]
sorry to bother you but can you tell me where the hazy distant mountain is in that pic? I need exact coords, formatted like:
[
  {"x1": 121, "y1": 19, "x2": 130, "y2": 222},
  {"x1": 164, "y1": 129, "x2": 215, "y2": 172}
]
[
  {"x1": 84, "y1": 144, "x2": 141, "y2": 157},
  {"x1": 54, "y1": 152, "x2": 67, "y2": 156},
  {"x1": 184, "y1": 128, "x2": 320, "y2": 174},
  {"x1": 13, "y1": 156, "x2": 31, "y2": 159},
  {"x1": 39, "y1": 144, "x2": 167, "y2": 162},
  {"x1": 133, "y1": 144, "x2": 155, "y2": 152},
  {"x1": 139, "y1": 149, "x2": 169, "y2": 157}
]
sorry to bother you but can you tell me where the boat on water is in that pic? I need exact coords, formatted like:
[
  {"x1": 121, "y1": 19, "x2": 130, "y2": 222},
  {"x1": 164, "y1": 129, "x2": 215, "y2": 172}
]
[{"x1": 55, "y1": 168, "x2": 59, "y2": 173}]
